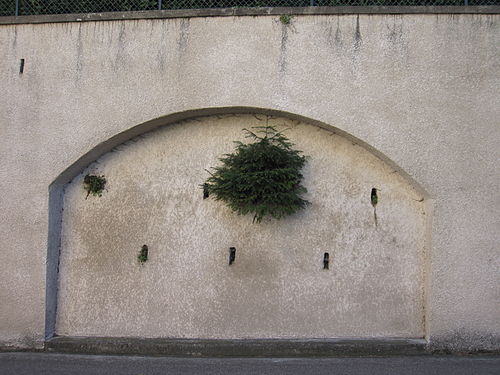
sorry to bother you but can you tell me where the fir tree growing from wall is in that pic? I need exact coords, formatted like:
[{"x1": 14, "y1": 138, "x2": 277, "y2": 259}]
[{"x1": 204, "y1": 126, "x2": 309, "y2": 223}]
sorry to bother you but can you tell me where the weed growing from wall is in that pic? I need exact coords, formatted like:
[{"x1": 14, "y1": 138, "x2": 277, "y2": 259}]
[
  {"x1": 138, "y1": 245, "x2": 148, "y2": 264},
  {"x1": 279, "y1": 14, "x2": 293, "y2": 25},
  {"x1": 83, "y1": 174, "x2": 106, "y2": 199},
  {"x1": 204, "y1": 126, "x2": 309, "y2": 223}
]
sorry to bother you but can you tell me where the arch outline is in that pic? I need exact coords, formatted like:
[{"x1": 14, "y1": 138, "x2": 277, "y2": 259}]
[{"x1": 46, "y1": 106, "x2": 431, "y2": 340}]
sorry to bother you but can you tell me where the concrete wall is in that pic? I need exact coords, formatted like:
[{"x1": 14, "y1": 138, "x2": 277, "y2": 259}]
[{"x1": 0, "y1": 10, "x2": 498, "y2": 351}]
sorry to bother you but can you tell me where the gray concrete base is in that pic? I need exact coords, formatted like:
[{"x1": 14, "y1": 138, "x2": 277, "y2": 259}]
[{"x1": 45, "y1": 337, "x2": 428, "y2": 357}]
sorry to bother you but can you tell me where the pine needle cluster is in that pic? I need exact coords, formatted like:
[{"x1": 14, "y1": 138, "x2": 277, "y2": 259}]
[{"x1": 204, "y1": 126, "x2": 309, "y2": 223}]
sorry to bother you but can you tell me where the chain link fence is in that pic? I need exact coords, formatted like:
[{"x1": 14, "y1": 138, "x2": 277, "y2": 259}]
[{"x1": 1, "y1": 0, "x2": 498, "y2": 17}]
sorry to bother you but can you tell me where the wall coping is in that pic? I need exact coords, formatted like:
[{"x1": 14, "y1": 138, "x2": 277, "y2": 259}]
[{"x1": 1, "y1": 6, "x2": 499, "y2": 25}]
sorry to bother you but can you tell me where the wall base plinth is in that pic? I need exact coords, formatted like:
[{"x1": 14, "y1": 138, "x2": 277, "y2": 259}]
[{"x1": 45, "y1": 336, "x2": 428, "y2": 357}]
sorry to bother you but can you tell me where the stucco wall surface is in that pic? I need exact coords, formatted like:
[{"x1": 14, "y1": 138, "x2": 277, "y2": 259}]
[
  {"x1": 57, "y1": 115, "x2": 425, "y2": 339},
  {"x1": 0, "y1": 13, "x2": 499, "y2": 350}
]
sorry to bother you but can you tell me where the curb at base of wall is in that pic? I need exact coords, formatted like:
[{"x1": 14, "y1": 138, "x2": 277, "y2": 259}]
[{"x1": 45, "y1": 336, "x2": 428, "y2": 357}]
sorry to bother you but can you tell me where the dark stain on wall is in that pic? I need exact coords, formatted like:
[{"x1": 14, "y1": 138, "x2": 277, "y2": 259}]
[
  {"x1": 75, "y1": 23, "x2": 83, "y2": 80},
  {"x1": 278, "y1": 23, "x2": 288, "y2": 74},
  {"x1": 178, "y1": 18, "x2": 190, "y2": 54},
  {"x1": 353, "y1": 15, "x2": 362, "y2": 53}
]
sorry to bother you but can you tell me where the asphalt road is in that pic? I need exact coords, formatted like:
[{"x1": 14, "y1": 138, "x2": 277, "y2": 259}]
[{"x1": 0, "y1": 353, "x2": 499, "y2": 375}]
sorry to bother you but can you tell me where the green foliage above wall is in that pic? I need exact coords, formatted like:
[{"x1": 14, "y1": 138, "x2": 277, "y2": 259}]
[{"x1": 204, "y1": 126, "x2": 309, "y2": 223}]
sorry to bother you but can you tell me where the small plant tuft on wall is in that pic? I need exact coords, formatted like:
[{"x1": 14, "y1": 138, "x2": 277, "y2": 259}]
[
  {"x1": 203, "y1": 126, "x2": 309, "y2": 223},
  {"x1": 279, "y1": 14, "x2": 293, "y2": 25},
  {"x1": 83, "y1": 174, "x2": 106, "y2": 199},
  {"x1": 138, "y1": 245, "x2": 148, "y2": 264}
]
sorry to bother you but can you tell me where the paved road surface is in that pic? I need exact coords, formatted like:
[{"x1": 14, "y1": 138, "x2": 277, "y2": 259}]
[{"x1": 0, "y1": 353, "x2": 499, "y2": 375}]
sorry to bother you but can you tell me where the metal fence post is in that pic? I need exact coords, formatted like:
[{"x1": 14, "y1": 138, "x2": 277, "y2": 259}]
[
  {"x1": 158, "y1": 0, "x2": 163, "y2": 10},
  {"x1": 15, "y1": 0, "x2": 20, "y2": 16}
]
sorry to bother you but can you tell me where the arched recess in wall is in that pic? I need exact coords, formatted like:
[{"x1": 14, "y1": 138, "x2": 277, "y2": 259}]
[{"x1": 46, "y1": 107, "x2": 430, "y2": 340}]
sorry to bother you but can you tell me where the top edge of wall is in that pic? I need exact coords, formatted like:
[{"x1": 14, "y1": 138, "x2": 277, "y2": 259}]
[{"x1": 1, "y1": 6, "x2": 499, "y2": 25}]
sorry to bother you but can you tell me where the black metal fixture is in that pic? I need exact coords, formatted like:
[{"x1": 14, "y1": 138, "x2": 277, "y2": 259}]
[
  {"x1": 203, "y1": 183, "x2": 209, "y2": 199},
  {"x1": 229, "y1": 247, "x2": 236, "y2": 265},
  {"x1": 323, "y1": 252, "x2": 329, "y2": 269}
]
